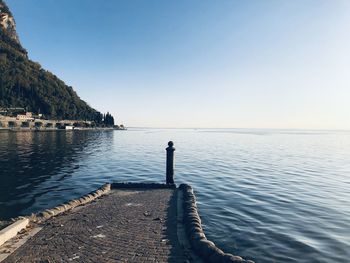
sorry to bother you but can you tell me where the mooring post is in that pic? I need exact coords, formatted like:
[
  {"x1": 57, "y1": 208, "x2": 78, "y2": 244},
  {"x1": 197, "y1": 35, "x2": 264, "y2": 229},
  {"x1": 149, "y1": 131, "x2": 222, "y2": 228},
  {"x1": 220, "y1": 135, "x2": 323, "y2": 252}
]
[{"x1": 166, "y1": 141, "x2": 175, "y2": 184}]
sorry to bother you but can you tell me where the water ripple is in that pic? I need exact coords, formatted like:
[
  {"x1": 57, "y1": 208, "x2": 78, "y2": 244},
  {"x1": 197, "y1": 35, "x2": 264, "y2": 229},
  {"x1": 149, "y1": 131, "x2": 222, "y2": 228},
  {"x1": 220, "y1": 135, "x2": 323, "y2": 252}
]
[{"x1": 0, "y1": 129, "x2": 350, "y2": 263}]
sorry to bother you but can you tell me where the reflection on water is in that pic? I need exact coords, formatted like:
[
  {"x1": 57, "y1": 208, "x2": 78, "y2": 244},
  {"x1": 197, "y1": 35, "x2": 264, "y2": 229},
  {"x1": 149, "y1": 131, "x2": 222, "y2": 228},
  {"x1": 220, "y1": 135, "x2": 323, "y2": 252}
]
[
  {"x1": 0, "y1": 131, "x2": 114, "y2": 219},
  {"x1": 0, "y1": 129, "x2": 350, "y2": 263}
]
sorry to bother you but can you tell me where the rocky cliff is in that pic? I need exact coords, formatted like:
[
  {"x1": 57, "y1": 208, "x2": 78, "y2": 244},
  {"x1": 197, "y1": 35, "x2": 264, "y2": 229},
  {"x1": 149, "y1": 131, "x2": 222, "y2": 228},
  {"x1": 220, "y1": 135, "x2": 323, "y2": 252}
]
[
  {"x1": 0, "y1": 1, "x2": 20, "y2": 44},
  {"x1": 0, "y1": 0, "x2": 103, "y2": 122}
]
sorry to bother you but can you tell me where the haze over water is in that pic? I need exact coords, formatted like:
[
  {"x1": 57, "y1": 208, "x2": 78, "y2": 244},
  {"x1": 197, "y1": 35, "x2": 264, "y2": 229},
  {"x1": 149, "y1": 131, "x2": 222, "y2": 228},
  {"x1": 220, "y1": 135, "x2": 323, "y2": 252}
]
[{"x1": 0, "y1": 129, "x2": 349, "y2": 263}]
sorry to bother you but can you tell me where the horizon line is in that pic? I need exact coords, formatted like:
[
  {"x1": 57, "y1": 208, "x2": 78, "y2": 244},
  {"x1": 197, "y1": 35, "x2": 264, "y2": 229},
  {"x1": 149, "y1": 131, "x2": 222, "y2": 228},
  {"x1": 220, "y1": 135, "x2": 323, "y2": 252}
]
[{"x1": 126, "y1": 127, "x2": 350, "y2": 132}]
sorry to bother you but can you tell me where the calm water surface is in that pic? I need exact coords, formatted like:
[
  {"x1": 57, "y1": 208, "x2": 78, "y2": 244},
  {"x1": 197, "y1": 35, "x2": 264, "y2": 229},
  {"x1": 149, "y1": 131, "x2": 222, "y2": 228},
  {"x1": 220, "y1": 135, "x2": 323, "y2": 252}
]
[{"x1": 0, "y1": 129, "x2": 349, "y2": 262}]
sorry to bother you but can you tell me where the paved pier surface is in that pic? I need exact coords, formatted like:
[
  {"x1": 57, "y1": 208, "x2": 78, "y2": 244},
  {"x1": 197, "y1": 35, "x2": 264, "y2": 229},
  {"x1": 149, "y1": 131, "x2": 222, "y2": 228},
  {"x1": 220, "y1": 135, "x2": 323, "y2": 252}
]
[{"x1": 3, "y1": 189, "x2": 189, "y2": 263}]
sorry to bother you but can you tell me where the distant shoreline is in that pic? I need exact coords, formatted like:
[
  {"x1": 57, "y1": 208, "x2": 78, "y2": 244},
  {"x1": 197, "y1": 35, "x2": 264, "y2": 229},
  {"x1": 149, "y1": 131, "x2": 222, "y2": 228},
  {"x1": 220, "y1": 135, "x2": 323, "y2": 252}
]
[{"x1": 0, "y1": 127, "x2": 126, "y2": 132}]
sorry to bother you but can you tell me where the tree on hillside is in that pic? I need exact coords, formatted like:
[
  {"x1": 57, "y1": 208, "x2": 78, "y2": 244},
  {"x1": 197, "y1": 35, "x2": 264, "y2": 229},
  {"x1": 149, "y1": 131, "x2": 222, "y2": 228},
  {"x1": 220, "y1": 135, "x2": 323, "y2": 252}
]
[
  {"x1": 0, "y1": 1, "x2": 104, "y2": 121},
  {"x1": 103, "y1": 112, "x2": 115, "y2": 126}
]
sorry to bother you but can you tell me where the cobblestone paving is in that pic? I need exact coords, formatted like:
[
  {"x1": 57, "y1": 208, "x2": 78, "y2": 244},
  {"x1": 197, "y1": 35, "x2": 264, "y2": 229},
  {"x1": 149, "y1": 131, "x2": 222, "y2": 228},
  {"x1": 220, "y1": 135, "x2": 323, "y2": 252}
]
[{"x1": 3, "y1": 189, "x2": 188, "y2": 263}]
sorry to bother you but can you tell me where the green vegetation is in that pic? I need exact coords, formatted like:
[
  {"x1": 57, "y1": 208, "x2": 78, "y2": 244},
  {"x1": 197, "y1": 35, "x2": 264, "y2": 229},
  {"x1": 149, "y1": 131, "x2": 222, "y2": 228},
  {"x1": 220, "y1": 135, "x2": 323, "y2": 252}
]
[
  {"x1": 103, "y1": 112, "x2": 114, "y2": 126},
  {"x1": 0, "y1": 27, "x2": 101, "y2": 121},
  {"x1": 0, "y1": 0, "x2": 115, "y2": 125}
]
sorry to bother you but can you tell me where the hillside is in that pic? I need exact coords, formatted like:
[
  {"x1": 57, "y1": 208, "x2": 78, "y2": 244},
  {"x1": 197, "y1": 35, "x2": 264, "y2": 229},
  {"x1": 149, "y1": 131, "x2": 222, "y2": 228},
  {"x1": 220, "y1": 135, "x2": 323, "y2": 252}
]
[{"x1": 0, "y1": 0, "x2": 102, "y2": 121}]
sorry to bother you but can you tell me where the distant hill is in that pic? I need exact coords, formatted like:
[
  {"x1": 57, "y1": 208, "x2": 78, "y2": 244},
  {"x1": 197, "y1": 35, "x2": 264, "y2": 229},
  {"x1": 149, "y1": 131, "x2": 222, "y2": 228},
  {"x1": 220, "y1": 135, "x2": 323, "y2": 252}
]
[{"x1": 0, "y1": 0, "x2": 103, "y2": 121}]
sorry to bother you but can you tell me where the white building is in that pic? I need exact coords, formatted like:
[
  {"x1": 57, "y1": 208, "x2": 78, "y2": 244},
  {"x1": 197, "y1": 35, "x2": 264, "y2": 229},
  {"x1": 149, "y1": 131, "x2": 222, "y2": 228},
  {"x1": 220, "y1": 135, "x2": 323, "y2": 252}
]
[{"x1": 16, "y1": 112, "x2": 34, "y2": 121}]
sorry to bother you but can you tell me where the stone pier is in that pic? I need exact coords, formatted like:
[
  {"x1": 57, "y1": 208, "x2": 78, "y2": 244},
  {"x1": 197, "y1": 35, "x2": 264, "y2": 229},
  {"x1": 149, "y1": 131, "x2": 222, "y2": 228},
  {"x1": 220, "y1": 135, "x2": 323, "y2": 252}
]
[
  {"x1": 0, "y1": 183, "x2": 254, "y2": 263},
  {"x1": 1, "y1": 186, "x2": 190, "y2": 263}
]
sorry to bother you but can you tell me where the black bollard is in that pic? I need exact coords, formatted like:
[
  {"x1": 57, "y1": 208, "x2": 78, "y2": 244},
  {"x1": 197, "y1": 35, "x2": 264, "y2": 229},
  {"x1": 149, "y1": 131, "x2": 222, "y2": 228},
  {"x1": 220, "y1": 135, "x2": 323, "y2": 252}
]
[{"x1": 166, "y1": 141, "x2": 175, "y2": 184}]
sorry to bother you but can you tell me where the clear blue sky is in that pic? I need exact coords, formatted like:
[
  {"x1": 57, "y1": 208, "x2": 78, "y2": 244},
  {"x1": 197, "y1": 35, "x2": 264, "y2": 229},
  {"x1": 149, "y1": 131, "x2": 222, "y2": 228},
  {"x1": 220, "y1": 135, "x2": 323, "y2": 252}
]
[{"x1": 6, "y1": 0, "x2": 350, "y2": 129}]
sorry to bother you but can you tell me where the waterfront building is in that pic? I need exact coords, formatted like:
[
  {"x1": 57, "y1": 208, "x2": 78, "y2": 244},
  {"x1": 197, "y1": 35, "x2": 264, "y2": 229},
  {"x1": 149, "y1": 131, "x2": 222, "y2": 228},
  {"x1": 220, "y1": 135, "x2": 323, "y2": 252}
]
[{"x1": 16, "y1": 112, "x2": 34, "y2": 121}]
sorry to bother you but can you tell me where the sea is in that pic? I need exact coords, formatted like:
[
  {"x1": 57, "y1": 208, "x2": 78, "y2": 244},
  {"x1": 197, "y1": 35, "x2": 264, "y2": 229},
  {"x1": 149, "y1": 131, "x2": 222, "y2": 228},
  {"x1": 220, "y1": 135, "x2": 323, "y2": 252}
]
[{"x1": 0, "y1": 128, "x2": 349, "y2": 263}]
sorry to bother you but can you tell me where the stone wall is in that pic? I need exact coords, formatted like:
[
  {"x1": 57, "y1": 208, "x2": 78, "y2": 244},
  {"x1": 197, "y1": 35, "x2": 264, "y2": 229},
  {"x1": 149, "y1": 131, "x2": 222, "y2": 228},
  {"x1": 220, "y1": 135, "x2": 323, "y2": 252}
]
[
  {"x1": 31, "y1": 183, "x2": 111, "y2": 223},
  {"x1": 9, "y1": 182, "x2": 255, "y2": 262},
  {"x1": 179, "y1": 184, "x2": 254, "y2": 263}
]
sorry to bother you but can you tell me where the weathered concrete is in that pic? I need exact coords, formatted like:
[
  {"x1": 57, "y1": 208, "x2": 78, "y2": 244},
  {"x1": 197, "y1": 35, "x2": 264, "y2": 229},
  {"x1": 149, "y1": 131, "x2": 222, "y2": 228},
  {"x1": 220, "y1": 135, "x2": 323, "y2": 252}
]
[
  {"x1": 0, "y1": 226, "x2": 42, "y2": 262},
  {"x1": 0, "y1": 218, "x2": 29, "y2": 247},
  {"x1": 1, "y1": 188, "x2": 190, "y2": 263}
]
